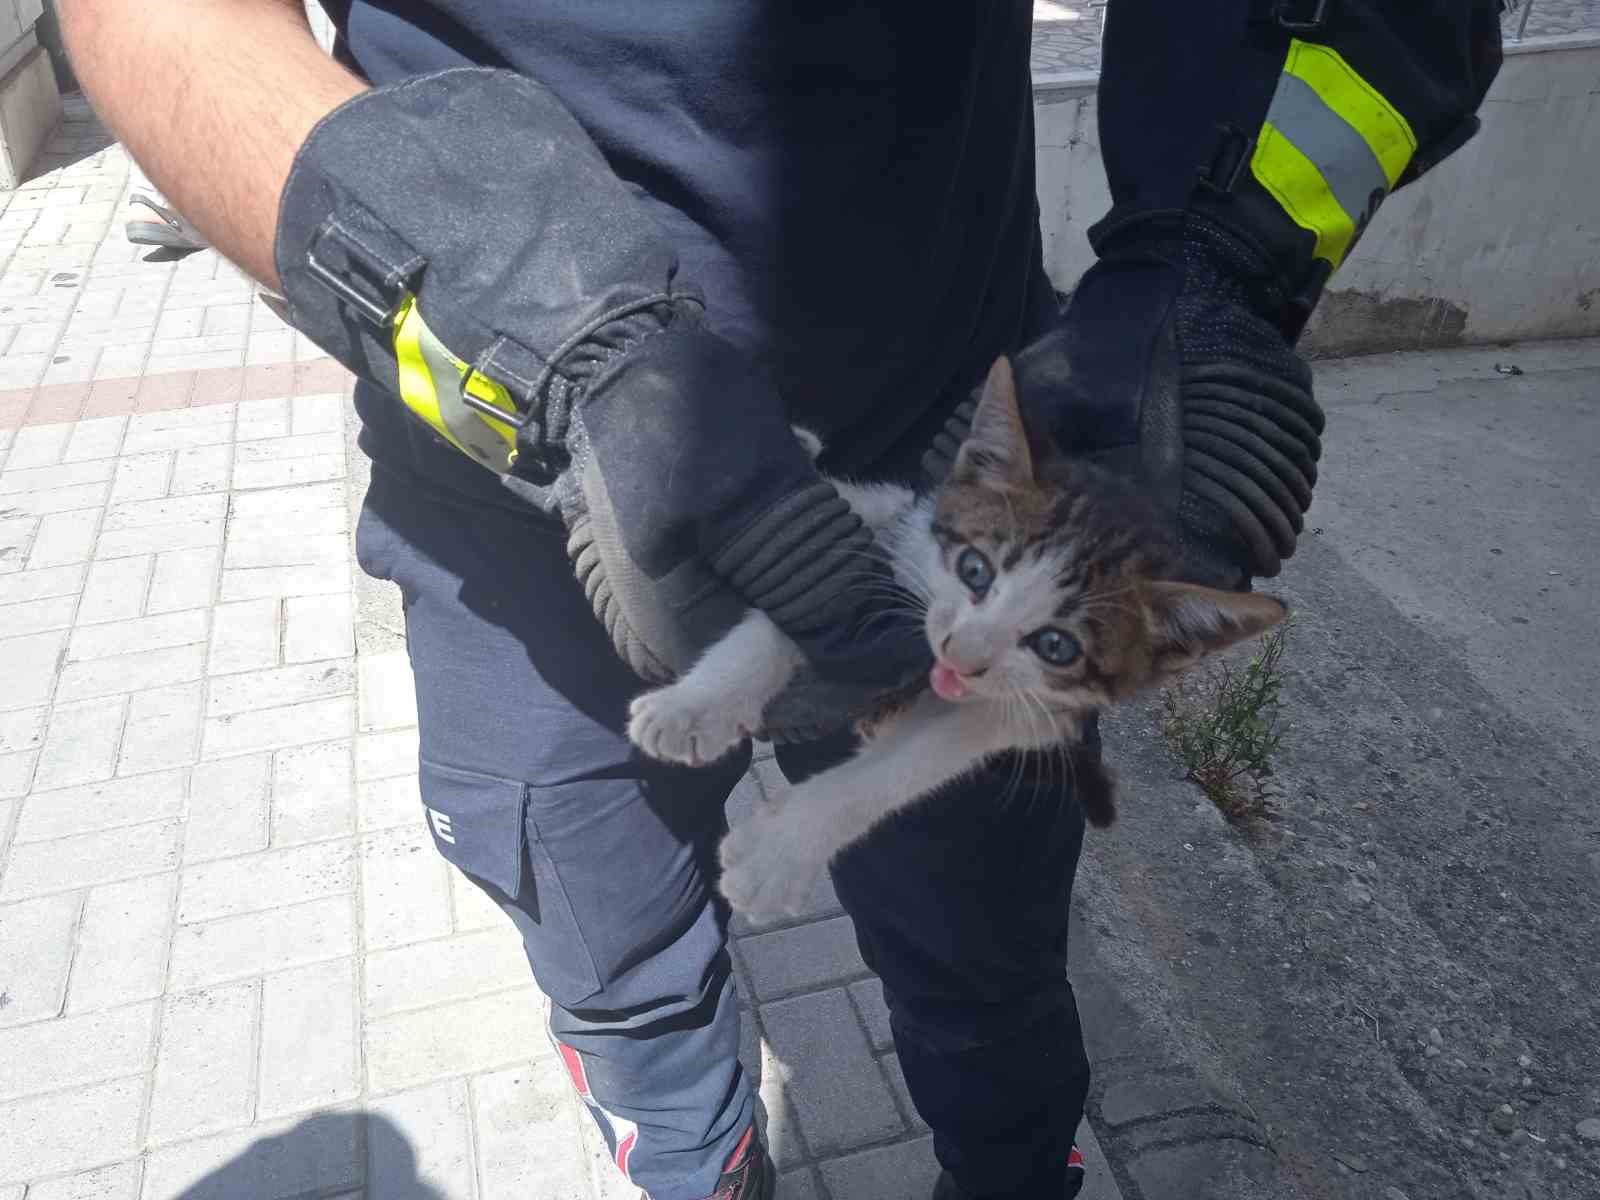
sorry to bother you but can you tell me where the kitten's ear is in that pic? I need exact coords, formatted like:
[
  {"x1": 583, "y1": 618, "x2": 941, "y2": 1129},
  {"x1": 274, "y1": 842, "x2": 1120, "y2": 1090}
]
[
  {"x1": 954, "y1": 357, "x2": 1035, "y2": 489},
  {"x1": 1145, "y1": 582, "x2": 1288, "y2": 674}
]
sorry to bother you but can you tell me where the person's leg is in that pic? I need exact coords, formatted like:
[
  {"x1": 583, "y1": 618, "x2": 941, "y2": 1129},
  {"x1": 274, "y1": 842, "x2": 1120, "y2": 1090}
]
[
  {"x1": 357, "y1": 468, "x2": 758, "y2": 1200},
  {"x1": 777, "y1": 728, "x2": 1093, "y2": 1199}
]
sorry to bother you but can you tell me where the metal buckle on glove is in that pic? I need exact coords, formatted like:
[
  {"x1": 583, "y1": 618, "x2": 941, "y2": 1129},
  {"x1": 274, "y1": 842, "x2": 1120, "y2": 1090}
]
[
  {"x1": 456, "y1": 365, "x2": 529, "y2": 430},
  {"x1": 1198, "y1": 124, "x2": 1257, "y2": 196},
  {"x1": 305, "y1": 222, "x2": 408, "y2": 328},
  {"x1": 1273, "y1": 0, "x2": 1329, "y2": 32},
  {"x1": 458, "y1": 362, "x2": 565, "y2": 486}
]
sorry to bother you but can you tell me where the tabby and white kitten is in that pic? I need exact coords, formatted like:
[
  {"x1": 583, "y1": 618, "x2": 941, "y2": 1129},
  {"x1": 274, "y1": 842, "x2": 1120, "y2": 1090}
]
[{"x1": 627, "y1": 357, "x2": 1286, "y2": 920}]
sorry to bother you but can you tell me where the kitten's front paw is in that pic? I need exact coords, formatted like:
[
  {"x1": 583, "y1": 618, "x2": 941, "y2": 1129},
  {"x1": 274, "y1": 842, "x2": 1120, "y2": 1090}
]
[
  {"x1": 628, "y1": 685, "x2": 753, "y2": 768},
  {"x1": 718, "y1": 805, "x2": 829, "y2": 921}
]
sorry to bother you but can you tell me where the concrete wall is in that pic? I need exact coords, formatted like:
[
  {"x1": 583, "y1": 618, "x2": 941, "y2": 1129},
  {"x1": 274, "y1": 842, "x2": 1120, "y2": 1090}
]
[
  {"x1": 1031, "y1": 34, "x2": 1600, "y2": 356},
  {"x1": 0, "y1": 0, "x2": 58, "y2": 188}
]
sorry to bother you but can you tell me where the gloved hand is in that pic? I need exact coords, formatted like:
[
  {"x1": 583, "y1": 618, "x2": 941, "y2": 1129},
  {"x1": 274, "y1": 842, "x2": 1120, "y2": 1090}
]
[
  {"x1": 1006, "y1": 214, "x2": 1324, "y2": 589},
  {"x1": 273, "y1": 69, "x2": 926, "y2": 711}
]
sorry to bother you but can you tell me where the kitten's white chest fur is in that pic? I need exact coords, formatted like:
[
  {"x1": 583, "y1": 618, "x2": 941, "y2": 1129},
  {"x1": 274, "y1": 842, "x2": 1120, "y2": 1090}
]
[{"x1": 627, "y1": 479, "x2": 1047, "y2": 920}]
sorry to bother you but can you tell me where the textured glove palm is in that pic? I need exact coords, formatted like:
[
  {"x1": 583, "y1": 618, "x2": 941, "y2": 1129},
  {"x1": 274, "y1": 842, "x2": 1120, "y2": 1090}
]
[{"x1": 1012, "y1": 216, "x2": 1323, "y2": 588}]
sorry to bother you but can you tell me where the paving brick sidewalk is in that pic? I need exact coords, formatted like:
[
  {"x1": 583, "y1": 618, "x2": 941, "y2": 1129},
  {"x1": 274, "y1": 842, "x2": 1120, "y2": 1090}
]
[{"x1": 0, "y1": 101, "x2": 1120, "y2": 1200}]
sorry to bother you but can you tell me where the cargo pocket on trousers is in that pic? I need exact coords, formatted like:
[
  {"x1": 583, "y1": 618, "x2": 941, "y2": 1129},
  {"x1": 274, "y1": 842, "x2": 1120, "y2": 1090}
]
[{"x1": 418, "y1": 759, "x2": 603, "y2": 1007}]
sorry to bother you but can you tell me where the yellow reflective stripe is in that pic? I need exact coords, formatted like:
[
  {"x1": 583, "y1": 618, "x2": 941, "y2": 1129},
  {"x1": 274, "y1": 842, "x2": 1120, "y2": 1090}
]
[
  {"x1": 393, "y1": 295, "x2": 469, "y2": 455},
  {"x1": 1282, "y1": 41, "x2": 1415, "y2": 188},
  {"x1": 1253, "y1": 118, "x2": 1360, "y2": 267},
  {"x1": 1250, "y1": 39, "x2": 1418, "y2": 270},
  {"x1": 391, "y1": 295, "x2": 519, "y2": 474}
]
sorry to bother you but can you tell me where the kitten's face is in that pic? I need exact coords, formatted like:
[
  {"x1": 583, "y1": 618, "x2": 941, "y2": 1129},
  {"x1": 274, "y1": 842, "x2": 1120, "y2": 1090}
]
[{"x1": 914, "y1": 358, "x2": 1285, "y2": 715}]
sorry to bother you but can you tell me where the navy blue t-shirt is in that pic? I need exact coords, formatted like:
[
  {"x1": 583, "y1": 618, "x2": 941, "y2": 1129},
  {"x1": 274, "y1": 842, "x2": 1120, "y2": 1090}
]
[{"x1": 323, "y1": 2, "x2": 1057, "y2": 498}]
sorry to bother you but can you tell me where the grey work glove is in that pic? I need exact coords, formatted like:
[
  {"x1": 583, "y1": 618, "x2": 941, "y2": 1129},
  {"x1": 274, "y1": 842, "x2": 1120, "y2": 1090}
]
[
  {"x1": 273, "y1": 69, "x2": 927, "y2": 728},
  {"x1": 1027, "y1": 215, "x2": 1322, "y2": 587}
]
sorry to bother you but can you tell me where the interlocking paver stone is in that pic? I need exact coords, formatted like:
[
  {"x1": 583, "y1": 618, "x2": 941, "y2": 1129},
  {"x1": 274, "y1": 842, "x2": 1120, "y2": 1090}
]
[
  {"x1": 360, "y1": 823, "x2": 452, "y2": 950},
  {"x1": 55, "y1": 643, "x2": 207, "y2": 703},
  {"x1": 0, "y1": 892, "x2": 80, "y2": 1028},
  {"x1": 0, "y1": 754, "x2": 35, "y2": 798},
  {"x1": 178, "y1": 838, "x2": 355, "y2": 923},
  {"x1": 186, "y1": 753, "x2": 271, "y2": 861},
  {"x1": 364, "y1": 927, "x2": 531, "y2": 1019},
  {"x1": 368, "y1": 1078, "x2": 476, "y2": 1199},
  {"x1": 0, "y1": 593, "x2": 76, "y2": 636},
  {"x1": 148, "y1": 981, "x2": 259, "y2": 1143},
  {"x1": 95, "y1": 516, "x2": 222, "y2": 558},
  {"x1": 0, "y1": 458, "x2": 113, "y2": 493},
  {"x1": 472, "y1": 1061, "x2": 597, "y2": 1200},
  {"x1": 24, "y1": 1161, "x2": 141, "y2": 1200},
  {"x1": 738, "y1": 915, "x2": 869, "y2": 1001},
  {"x1": 4, "y1": 425, "x2": 71, "y2": 471},
  {"x1": 223, "y1": 530, "x2": 347, "y2": 570},
  {"x1": 67, "y1": 609, "x2": 206, "y2": 660},
  {"x1": 67, "y1": 872, "x2": 177, "y2": 1012},
  {"x1": 354, "y1": 727, "x2": 419, "y2": 781},
  {"x1": 60, "y1": 415, "x2": 127, "y2": 463},
  {"x1": 145, "y1": 544, "x2": 220, "y2": 612},
  {"x1": 31, "y1": 695, "x2": 126, "y2": 790},
  {"x1": 167, "y1": 895, "x2": 355, "y2": 992},
  {"x1": 140, "y1": 1107, "x2": 361, "y2": 1200},
  {"x1": 118, "y1": 680, "x2": 203, "y2": 774},
  {"x1": 0, "y1": 630, "x2": 67, "y2": 710},
  {"x1": 0, "y1": 999, "x2": 157, "y2": 1101},
  {"x1": 231, "y1": 454, "x2": 344, "y2": 491},
  {"x1": 449, "y1": 864, "x2": 510, "y2": 934},
  {"x1": 234, "y1": 432, "x2": 343, "y2": 463},
  {"x1": 13, "y1": 768, "x2": 186, "y2": 842},
  {"x1": 75, "y1": 553, "x2": 150, "y2": 623},
  {"x1": 271, "y1": 741, "x2": 356, "y2": 845},
  {"x1": 219, "y1": 562, "x2": 347, "y2": 602},
  {"x1": 106, "y1": 450, "x2": 170, "y2": 503},
  {"x1": 292, "y1": 393, "x2": 344, "y2": 434},
  {"x1": 848, "y1": 977, "x2": 895, "y2": 1052},
  {"x1": 357, "y1": 773, "x2": 422, "y2": 832},
  {"x1": 170, "y1": 442, "x2": 232, "y2": 495},
  {"x1": 759, "y1": 988, "x2": 905, "y2": 1157},
  {"x1": 817, "y1": 1135, "x2": 942, "y2": 1200},
  {"x1": 0, "y1": 481, "x2": 108, "y2": 517},
  {"x1": 283, "y1": 592, "x2": 355, "y2": 662},
  {"x1": 0, "y1": 1077, "x2": 143, "y2": 1185},
  {"x1": 0, "y1": 818, "x2": 179, "y2": 900},
  {"x1": 0, "y1": 562, "x2": 83, "y2": 603},
  {"x1": 206, "y1": 660, "x2": 354, "y2": 718},
  {"x1": 26, "y1": 508, "x2": 98, "y2": 568},
  {"x1": 357, "y1": 649, "x2": 418, "y2": 733},
  {"x1": 103, "y1": 491, "x2": 226, "y2": 530},
  {"x1": 258, "y1": 957, "x2": 359, "y2": 1117},
  {"x1": 201, "y1": 694, "x2": 353, "y2": 759},
  {"x1": 206, "y1": 597, "x2": 279, "y2": 675},
  {"x1": 365, "y1": 986, "x2": 547, "y2": 1094},
  {"x1": 0, "y1": 707, "x2": 45, "y2": 756}
]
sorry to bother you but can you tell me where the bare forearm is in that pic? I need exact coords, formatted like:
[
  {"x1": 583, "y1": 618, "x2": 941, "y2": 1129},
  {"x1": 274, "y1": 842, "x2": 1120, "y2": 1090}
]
[{"x1": 59, "y1": 0, "x2": 366, "y2": 288}]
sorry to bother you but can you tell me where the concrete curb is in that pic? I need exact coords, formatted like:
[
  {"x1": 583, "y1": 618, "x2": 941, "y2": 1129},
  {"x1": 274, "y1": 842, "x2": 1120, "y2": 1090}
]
[{"x1": 1070, "y1": 904, "x2": 1305, "y2": 1200}]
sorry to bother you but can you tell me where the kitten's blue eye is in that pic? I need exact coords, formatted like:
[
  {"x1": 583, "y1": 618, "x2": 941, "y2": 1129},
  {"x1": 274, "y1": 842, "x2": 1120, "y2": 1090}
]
[
  {"x1": 1029, "y1": 628, "x2": 1080, "y2": 666},
  {"x1": 956, "y1": 547, "x2": 994, "y2": 595}
]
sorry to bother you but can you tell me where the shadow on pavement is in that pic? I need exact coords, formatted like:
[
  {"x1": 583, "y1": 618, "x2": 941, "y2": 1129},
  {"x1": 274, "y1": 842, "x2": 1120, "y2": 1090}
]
[{"x1": 169, "y1": 1111, "x2": 449, "y2": 1200}]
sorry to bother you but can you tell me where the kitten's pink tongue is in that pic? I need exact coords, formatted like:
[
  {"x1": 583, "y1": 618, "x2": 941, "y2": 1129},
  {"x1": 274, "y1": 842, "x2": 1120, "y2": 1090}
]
[{"x1": 930, "y1": 663, "x2": 968, "y2": 701}]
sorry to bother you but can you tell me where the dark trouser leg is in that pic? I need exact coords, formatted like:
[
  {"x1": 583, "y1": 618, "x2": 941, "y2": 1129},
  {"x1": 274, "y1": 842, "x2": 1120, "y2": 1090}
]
[
  {"x1": 777, "y1": 730, "x2": 1093, "y2": 1200},
  {"x1": 357, "y1": 469, "x2": 753, "y2": 1200}
]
